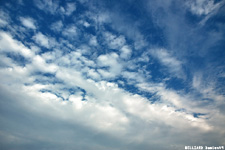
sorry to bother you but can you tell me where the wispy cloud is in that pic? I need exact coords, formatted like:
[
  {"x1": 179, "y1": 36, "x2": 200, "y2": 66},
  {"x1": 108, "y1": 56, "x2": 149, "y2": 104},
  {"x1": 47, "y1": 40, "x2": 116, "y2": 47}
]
[
  {"x1": 0, "y1": 10, "x2": 10, "y2": 27},
  {"x1": 89, "y1": 35, "x2": 98, "y2": 46},
  {"x1": 103, "y1": 32, "x2": 126, "y2": 50},
  {"x1": 0, "y1": 0, "x2": 225, "y2": 149},
  {"x1": 150, "y1": 48, "x2": 184, "y2": 78},
  {"x1": 65, "y1": 2, "x2": 76, "y2": 16},
  {"x1": 185, "y1": 0, "x2": 223, "y2": 16},
  {"x1": 32, "y1": 32, "x2": 50, "y2": 48},
  {"x1": 19, "y1": 17, "x2": 36, "y2": 29},
  {"x1": 50, "y1": 20, "x2": 63, "y2": 32},
  {"x1": 62, "y1": 25, "x2": 78, "y2": 39},
  {"x1": 34, "y1": 0, "x2": 59, "y2": 14}
]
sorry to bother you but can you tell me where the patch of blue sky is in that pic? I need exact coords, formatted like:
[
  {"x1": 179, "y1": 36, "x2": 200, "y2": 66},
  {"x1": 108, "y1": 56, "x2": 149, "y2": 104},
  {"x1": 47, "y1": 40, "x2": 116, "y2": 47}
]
[
  {"x1": 5, "y1": 52, "x2": 30, "y2": 67},
  {"x1": 164, "y1": 77, "x2": 188, "y2": 91},
  {"x1": 114, "y1": 77, "x2": 157, "y2": 102},
  {"x1": 31, "y1": 71, "x2": 59, "y2": 84},
  {"x1": 193, "y1": 112, "x2": 208, "y2": 118},
  {"x1": 79, "y1": 88, "x2": 87, "y2": 101},
  {"x1": 185, "y1": 9, "x2": 204, "y2": 25}
]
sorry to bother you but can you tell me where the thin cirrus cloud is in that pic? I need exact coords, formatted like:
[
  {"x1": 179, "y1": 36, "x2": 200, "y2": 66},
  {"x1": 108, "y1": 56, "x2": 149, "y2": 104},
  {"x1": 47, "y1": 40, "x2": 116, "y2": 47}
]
[
  {"x1": 150, "y1": 48, "x2": 184, "y2": 78},
  {"x1": 185, "y1": 0, "x2": 224, "y2": 16},
  {"x1": 0, "y1": 0, "x2": 225, "y2": 150}
]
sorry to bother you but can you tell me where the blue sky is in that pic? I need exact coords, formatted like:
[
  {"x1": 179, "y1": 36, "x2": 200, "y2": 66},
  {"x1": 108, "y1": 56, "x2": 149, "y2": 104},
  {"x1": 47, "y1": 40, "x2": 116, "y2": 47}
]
[{"x1": 0, "y1": 0, "x2": 225, "y2": 149}]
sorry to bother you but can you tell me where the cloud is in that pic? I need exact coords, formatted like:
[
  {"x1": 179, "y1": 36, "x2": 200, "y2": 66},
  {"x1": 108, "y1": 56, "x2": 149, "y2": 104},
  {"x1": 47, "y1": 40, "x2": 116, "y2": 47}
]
[
  {"x1": 34, "y1": 0, "x2": 59, "y2": 14},
  {"x1": 185, "y1": 0, "x2": 223, "y2": 16},
  {"x1": 87, "y1": 11, "x2": 111, "y2": 26},
  {"x1": 32, "y1": 32, "x2": 50, "y2": 48},
  {"x1": 120, "y1": 45, "x2": 132, "y2": 59},
  {"x1": 0, "y1": 18, "x2": 7, "y2": 27},
  {"x1": 1, "y1": 69, "x2": 222, "y2": 150},
  {"x1": 87, "y1": 68, "x2": 101, "y2": 80},
  {"x1": 96, "y1": 9, "x2": 147, "y2": 50},
  {"x1": 0, "y1": 82, "x2": 130, "y2": 149},
  {"x1": 83, "y1": 21, "x2": 90, "y2": 27},
  {"x1": 64, "y1": 2, "x2": 76, "y2": 16},
  {"x1": 122, "y1": 71, "x2": 145, "y2": 84},
  {"x1": 27, "y1": 55, "x2": 58, "y2": 73},
  {"x1": 150, "y1": 48, "x2": 184, "y2": 78},
  {"x1": 137, "y1": 82, "x2": 208, "y2": 113},
  {"x1": 0, "y1": 31, "x2": 34, "y2": 58},
  {"x1": 89, "y1": 36, "x2": 98, "y2": 46},
  {"x1": 1, "y1": 0, "x2": 225, "y2": 149},
  {"x1": 103, "y1": 32, "x2": 126, "y2": 50},
  {"x1": 19, "y1": 17, "x2": 36, "y2": 29},
  {"x1": 62, "y1": 25, "x2": 77, "y2": 39},
  {"x1": 0, "y1": 10, "x2": 9, "y2": 27},
  {"x1": 50, "y1": 20, "x2": 63, "y2": 32},
  {"x1": 97, "y1": 53, "x2": 122, "y2": 78},
  {"x1": 192, "y1": 72, "x2": 225, "y2": 103}
]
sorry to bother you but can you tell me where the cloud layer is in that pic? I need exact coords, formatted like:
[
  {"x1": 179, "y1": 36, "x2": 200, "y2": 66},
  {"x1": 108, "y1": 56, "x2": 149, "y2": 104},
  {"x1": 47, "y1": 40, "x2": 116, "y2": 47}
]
[{"x1": 0, "y1": 0, "x2": 225, "y2": 150}]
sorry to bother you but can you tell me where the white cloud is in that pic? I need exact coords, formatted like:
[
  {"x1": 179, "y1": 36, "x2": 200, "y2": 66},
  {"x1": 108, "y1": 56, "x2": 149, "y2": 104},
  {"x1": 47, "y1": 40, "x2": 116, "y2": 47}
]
[
  {"x1": 0, "y1": 31, "x2": 34, "y2": 58},
  {"x1": 185, "y1": 0, "x2": 223, "y2": 16},
  {"x1": 86, "y1": 11, "x2": 111, "y2": 27},
  {"x1": 89, "y1": 36, "x2": 98, "y2": 46},
  {"x1": 122, "y1": 71, "x2": 145, "y2": 84},
  {"x1": 24, "y1": 66, "x2": 210, "y2": 135},
  {"x1": 192, "y1": 72, "x2": 225, "y2": 103},
  {"x1": 0, "y1": 66, "x2": 33, "y2": 86},
  {"x1": 1, "y1": 41, "x2": 225, "y2": 149},
  {"x1": 27, "y1": 55, "x2": 58, "y2": 73},
  {"x1": 120, "y1": 45, "x2": 132, "y2": 59},
  {"x1": 150, "y1": 48, "x2": 183, "y2": 78},
  {"x1": 20, "y1": 17, "x2": 36, "y2": 29},
  {"x1": 35, "y1": 0, "x2": 59, "y2": 14},
  {"x1": 62, "y1": 25, "x2": 77, "y2": 39},
  {"x1": 103, "y1": 32, "x2": 126, "y2": 49},
  {"x1": 121, "y1": 93, "x2": 212, "y2": 131},
  {"x1": 87, "y1": 68, "x2": 101, "y2": 80},
  {"x1": 33, "y1": 32, "x2": 50, "y2": 48},
  {"x1": 136, "y1": 81, "x2": 217, "y2": 116},
  {"x1": 192, "y1": 73, "x2": 202, "y2": 89},
  {"x1": 97, "y1": 69, "x2": 114, "y2": 79},
  {"x1": 50, "y1": 20, "x2": 63, "y2": 32},
  {"x1": 100, "y1": 11, "x2": 147, "y2": 50},
  {"x1": 2, "y1": 66, "x2": 220, "y2": 149},
  {"x1": 133, "y1": 34, "x2": 147, "y2": 50},
  {"x1": 1, "y1": 0, "x2": 225, "y2": 149},
  {"x1": 97, "y1": 53, "x2": 122, "y2": 78},
  {"x1": 83, "y1": 21, "x2": 90, "y2": 27},
  {"x1": 109, "y1": 35, "x2": 126, "y2": 49},
  {"x1": 97, "y1": 13, "x2": 111, "y2": 24},
  {"x1": 0, "y1": 18, "x2": 7, "y2": 27},
  {"x1": 0, "y1": 10, "x2": 10, "y2": 27},
  {"x1": 78, "y1": 0, "x2": 88, "y2": 4},
  {"x1": 65, "y1": 2, "x2": 76, "y2": 16}
]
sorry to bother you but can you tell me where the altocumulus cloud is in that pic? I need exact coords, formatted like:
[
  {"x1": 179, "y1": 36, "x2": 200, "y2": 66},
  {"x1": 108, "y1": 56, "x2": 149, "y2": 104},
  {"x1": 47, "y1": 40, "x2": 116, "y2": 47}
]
[{"x1": 0, "y1": 0, "x2": 225, "y2": 150}]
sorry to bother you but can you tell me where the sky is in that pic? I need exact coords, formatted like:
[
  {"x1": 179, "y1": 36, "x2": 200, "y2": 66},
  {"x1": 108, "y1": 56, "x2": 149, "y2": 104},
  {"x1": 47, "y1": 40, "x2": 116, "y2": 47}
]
[{"x1": 0, "y1": 0, "x2": 225, "y2": 150}]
